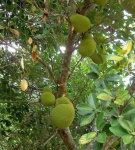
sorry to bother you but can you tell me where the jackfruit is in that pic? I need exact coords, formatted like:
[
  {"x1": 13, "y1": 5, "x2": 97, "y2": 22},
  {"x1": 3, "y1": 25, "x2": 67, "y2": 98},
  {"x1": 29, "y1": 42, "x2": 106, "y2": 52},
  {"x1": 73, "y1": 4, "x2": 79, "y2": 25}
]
[
  {"x1": 43, "y1": 87, "x2": 52, "y2": 93},
  {"x1": 50, "y1": 104, "x2": 75, "y2": 129},
  {"x1": 70, "y1": 14, "x2": 91, "y2": 33},
  {"x1": 94, "y1": 0, "x2": 109, "y2": 6},
  {"x1": 55, "y1": 97, "x2": 73, "y2": 106},
  {"x1": 41, "y1": 92, "x2": 55, "y2": 106},
  {"x1": 78, "y1": 37, "x2": 96, "y2": 57}
]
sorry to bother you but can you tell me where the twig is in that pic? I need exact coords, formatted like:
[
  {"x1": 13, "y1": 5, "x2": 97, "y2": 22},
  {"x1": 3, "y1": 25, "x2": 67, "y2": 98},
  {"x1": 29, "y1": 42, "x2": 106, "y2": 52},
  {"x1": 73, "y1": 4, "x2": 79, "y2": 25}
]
[
  {"x1": 36, "y1": 56, "x2": 57, "y2": 84},
  {"x1": 68, "y1": 57, "x2": 83, "y2": 79},
  {"x1": 43, "y1": 129, "x2": 58, "y2": 146}
]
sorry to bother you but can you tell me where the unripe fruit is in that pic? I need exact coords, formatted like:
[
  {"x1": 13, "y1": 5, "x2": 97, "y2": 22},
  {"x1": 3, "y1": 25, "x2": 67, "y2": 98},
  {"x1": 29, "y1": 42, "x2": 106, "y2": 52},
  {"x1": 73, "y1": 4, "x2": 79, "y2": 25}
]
[
  {"x1": 43, "y1": 87, "x2": 52, "y2": 93},
  {"x1": 50, "y1": 104, "x2": 75, "y2": 129},
  {"x1": 94, "y1": 0, "x2": 109, "y2": 6},
  {"x1": 55, "y1": 97, "x2": 73, "y2": 106},
  {"x1": 70, "y1": 14, "x2": 91, "y2": 33},
  {"x1": 78, "y1": 37, "x2": 96, "y2": 57},
  {"x1": 41, "y1": 92, "x2": 55, "y2": 106}
]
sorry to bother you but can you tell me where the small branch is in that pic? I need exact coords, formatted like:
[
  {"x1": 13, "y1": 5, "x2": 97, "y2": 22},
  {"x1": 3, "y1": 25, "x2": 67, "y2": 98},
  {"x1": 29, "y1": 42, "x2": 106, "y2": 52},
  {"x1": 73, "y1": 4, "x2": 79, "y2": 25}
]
[
  {"x1": 43, "y1": 129, "x2": 58, "y2": 146},
  {"x1": 36, "y1": 56, "x2": 57, "y2": 84},
  {"x1": 102, "y1": 136, "x2": 120, "y2": 150},
  {"x1": 68, "y1": 57, "x2": 83, "y2": 79}
]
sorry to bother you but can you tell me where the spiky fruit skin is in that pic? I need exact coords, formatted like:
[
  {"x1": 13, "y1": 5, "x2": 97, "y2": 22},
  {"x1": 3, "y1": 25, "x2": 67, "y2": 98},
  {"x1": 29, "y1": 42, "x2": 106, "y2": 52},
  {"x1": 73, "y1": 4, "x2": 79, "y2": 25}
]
[
  {"x1": 70, "y1": 14, "x2": 91, "y2": 33},
  {"x1": 50, "y1": 104, "x2": 75, "y2": 129},
  {"x1": 43, "y1": 87, "x2": 52, "y2": 93},
  {"x1": 94, "y1": 0, "x2": 109, "y2": 6},
  {"x1": 41, "y1": 92, "x2": 55, "y2": 106},
  {"x1": 122, "y1": 0, "x2": 135, "y2": 16},
  {"x1": 78, "y1": 38, "x2": 96, "y2": 57},
  {"x1": 55, "y1": 97, "x2": 73, "y2": 106}
]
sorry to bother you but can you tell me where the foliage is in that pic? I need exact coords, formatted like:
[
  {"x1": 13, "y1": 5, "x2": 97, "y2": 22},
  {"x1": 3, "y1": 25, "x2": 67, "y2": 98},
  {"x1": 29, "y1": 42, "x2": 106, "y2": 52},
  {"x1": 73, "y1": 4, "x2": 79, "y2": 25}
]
[{"x1": 0, "y1": 0, "x2": 135, "y2": 150}]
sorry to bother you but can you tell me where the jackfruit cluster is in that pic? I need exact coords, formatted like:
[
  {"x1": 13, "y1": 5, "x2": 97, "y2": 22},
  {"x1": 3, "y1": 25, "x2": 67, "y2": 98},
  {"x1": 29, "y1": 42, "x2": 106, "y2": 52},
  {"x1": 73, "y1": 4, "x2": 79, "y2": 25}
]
[
  {"x1": 78, "y1": 34, "x2": 96, "y2": 57},
  {"x1": 40, "y1": 87, "x2": 56, "y2": 106},
  {"x1": 50, "y1": 97, "x2": 75, "y2": 129},
  {"x1": 70, "y1": 14, "x2": 91, "y2": 33}
]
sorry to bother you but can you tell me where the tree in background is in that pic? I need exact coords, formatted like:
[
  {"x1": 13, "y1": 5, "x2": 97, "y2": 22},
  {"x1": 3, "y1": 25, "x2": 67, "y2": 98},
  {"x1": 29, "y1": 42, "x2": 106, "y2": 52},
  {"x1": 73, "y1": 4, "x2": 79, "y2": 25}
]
[{"x1": 0, "y1": 0, "x2": 135, "y2": 149}]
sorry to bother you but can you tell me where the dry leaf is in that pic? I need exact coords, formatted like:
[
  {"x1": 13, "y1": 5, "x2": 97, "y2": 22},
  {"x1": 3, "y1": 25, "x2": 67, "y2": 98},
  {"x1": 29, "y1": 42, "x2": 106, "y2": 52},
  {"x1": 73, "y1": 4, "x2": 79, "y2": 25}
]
[
  {"x1": 0, "y1": 25, "x2": 5, "y2": 29},
  {"x1": 28, "y1": 37, "x2": 33, "y2": 44},
  {"x1": 20, "y1": 79, "x2": 28, "y2": 91},
  {"x1": 42, "y1": 14, "x2": 48, "y2": 22},
  {"x1": 20, "y1": 57, "x2": 24, "y2": 70},
  {"x1": 32, "y1": 45, "x2": 38, "y2": 61},
  {"x1": 9, "y1": 28, "x2": 20, "y2": 36}
]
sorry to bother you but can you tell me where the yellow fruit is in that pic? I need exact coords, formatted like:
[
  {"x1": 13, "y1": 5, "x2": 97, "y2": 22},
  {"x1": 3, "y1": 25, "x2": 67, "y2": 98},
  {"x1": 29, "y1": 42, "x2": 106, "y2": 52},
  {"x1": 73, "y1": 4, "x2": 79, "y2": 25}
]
[
  {"x1": 90, "y1": 53, "x2": 103, "y2": 64},
  {"x1": 55, "y1": 97, "x2": 73, "y2": 106},
  {"x1": 50, "y1": 104, "x2": 75, "y2": 129},
  {"x1": 70, "y1": 14, "x2": 91, "y2": 33},
  {"x1": 43, "y1": 87, "x2": 52, "y2": 93},
  {"x1": 94, "y1": 0, "x2": 109, "y2": 6},
  {"x1": 78, "y1": 37, "x2": 96, "y2": 57},
  {"x1": 41, "y1": 92, "x2": 55, "y2": 106},
  {"x1": 122, "y1": 0, "x2": 135, "y2": 16}
]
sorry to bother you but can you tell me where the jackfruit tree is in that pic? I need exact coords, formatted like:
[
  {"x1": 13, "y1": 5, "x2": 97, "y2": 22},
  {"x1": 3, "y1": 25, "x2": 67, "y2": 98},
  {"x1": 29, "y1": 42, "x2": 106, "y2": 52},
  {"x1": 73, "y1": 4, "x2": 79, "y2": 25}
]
[{"x1": 0, "y1": 0, "x2": 135, "y2": 150}]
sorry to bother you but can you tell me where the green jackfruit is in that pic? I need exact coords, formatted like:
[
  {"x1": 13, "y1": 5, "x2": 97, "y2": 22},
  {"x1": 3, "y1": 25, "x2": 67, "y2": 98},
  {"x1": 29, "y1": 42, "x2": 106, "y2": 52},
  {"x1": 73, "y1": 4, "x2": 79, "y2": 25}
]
[
  {"x1": 78, "y1": 37, "x2": 96, "y2": 57},
  {"x1": 50, "y1": 104, "x2": 75, "y2": 129},
  {"x1": 43, "y1": 87, "x2": 52, "y2": 93},
  {"x1": 55, "y1": 97, "x2": 73, "y2": 106},
  {"x1": 41, "y1": 92, "x2": 55, "y2": 106},
  {"x1": 70, "y1": 14, "x2": 91, "y2": 33},
  {"x1": 94, "y1": 0, "x2": 109, "y2": 6}
]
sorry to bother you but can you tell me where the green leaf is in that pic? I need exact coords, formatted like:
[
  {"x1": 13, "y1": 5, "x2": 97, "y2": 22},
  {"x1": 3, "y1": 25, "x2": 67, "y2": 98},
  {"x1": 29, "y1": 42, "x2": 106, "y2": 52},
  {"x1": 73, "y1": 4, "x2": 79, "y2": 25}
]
[
  {"x1": 97, "y1": 93, "x2": 113, "y2": 101},
  {"x1": 110, "y1": 117, "x2": 119, "y2": 126},
  {"x1": 103, "y1": 88, "x2": 112, "y2": 95},
  {"x1": 88, "y1": 93, "x2": 98, "y2": 109},
  {"x1": 80, "y1": 113, "x2": 95, "y2": 126},
  {"x1": 104, "y1": 74, "x2": 121, "y2": 82},
  {"x1": 109, "y1": 125, "x2": 128, "y2": 137},
  {"x1": 96, "y1": 132, "x2": 107, "y2": 143},
  {"x1": 96, "y1": 112, "x2": 104, "y2": 130},
  {"x1": 114, "y1": 98, "x2": 126, "y2": 105},
  {"x1": 76, "y1": 104, "x2": 93, "y2": 116},
  {"x1": 79, "y1": 132, "x2": 97, "y2": 145},
  {"x1": 87, "y1": 72, "x2": 99, "y2": 80},
  {"x1": 122, "y1": 105, "x2": 135, "y2": 116},
  {"x1": 95, "y1": 78, "x2": 103, "y2": 87},
  {"x1": 90, "y1": 63, "x2": 100, "y2": 75},
  {"x1": 118, "y1": 118, "x2": 133, "y2": 132},
  {"x1": 122, "y1": 134, "x2": 133, "y2": 145}
]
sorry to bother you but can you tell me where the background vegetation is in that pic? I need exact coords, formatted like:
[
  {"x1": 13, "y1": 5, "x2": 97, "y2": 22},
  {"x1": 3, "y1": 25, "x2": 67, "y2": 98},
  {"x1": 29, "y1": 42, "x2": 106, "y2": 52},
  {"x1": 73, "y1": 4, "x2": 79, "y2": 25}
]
[{"x1": 0, "y1": 0, "x2": 135, "y2": 149}]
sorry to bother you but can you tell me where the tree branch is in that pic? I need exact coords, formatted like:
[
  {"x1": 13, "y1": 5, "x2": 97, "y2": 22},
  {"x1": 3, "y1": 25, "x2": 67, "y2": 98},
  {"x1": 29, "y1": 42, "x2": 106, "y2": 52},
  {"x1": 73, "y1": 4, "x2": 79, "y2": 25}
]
[
  {"x1": 36, "y1": 56, "x2": 57, "y2": 84},
  {"x1": 102, "y1": 136, "x2": 120, "y2": 150},
  {"x1": 58, "y1": 128, "x2": 78, "y2": 150}
]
